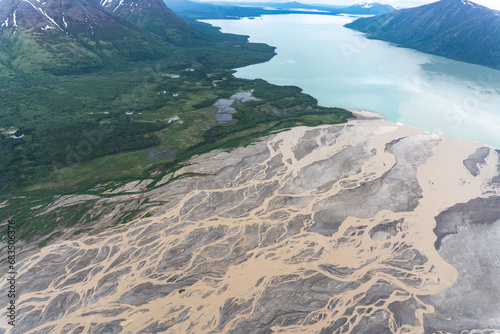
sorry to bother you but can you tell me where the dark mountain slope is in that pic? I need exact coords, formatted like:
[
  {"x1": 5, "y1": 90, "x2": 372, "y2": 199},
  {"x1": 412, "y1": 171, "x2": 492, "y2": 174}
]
[
  {"x1": 100, "y1": 0, "x2": 213, "y2": 45},
  {"x1": 345, "y1": 0, "x2": 500, "y2": 70},
  {"x1": 0, "y1": 0, "x2": 178, "y2": 74},
  {"x1": 99, "y1": 0, "x2": 276, "y2": 69}
]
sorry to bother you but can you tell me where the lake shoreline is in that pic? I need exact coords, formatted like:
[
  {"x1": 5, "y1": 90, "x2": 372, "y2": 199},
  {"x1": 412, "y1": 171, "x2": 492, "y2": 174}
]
[
  {"x1": 347, "y1": 108, "x2": 385, "y2": 120},
  {"x1": 205, "y1": 14, "x2": 500, "y2": 149}
]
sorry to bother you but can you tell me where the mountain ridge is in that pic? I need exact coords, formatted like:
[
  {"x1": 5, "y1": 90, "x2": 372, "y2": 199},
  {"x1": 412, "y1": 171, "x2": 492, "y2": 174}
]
[
  {"x1": 0, "y1": 0, "x2": 180, "y2": 74},
  {"x1": 345, "y1": 0, "x2": 500, "y2": 70},
  {"x1": 101, "y1": 0, "x2": 213, "y2": 45}
]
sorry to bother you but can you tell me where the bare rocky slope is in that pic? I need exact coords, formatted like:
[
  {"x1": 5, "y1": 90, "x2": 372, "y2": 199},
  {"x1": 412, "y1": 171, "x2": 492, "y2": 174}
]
[{"x1": 0, "y1": 118, "x2": 499, "y2": 333}]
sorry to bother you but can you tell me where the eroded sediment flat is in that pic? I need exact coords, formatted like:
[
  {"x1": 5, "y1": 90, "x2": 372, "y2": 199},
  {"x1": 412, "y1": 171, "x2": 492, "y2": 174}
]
[{"x1": 1, "y1": 119, "x2": 499, "y2": 334}]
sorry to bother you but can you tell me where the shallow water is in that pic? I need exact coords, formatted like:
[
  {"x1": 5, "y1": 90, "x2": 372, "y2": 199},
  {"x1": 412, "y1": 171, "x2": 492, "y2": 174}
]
[{"x1": 204, "y1": 14, "x2": 500, "y2": 148}]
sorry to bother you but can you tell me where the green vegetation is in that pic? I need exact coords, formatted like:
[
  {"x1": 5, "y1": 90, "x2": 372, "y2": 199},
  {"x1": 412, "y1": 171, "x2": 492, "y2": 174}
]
[
  {"x1": 0, "y1": 13, "x2": 351, "y2": 244},
  {"x1": 158, "y1": 79, "x2": 350, "y2": 174},
  {"x1": 73, "y1": 228, "x2": 92, "y2": 236},
  {"x1": 0, "y1": 66, "x2": 350, "y2": 194},
  {"x1": 345, "y1": 0, "x2": 500, "y2": 70}
]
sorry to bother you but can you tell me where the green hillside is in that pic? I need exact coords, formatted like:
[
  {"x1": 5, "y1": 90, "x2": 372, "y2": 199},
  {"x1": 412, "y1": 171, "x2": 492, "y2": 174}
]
[
  {"x1": 345, "y1": 0, "x2": 500, "y2": 70},
  {"x1": 0, "y1": 0, "x2": 352, "y2": 243}
]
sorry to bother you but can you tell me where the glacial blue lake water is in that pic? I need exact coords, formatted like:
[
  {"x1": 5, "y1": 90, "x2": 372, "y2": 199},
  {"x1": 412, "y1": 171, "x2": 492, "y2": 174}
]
[{"x1": 204, "y1": 14, "x2": 500, "y2": 148}]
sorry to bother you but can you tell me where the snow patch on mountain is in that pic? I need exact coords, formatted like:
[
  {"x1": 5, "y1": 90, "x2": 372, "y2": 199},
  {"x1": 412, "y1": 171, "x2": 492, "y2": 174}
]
[{"x1": 22, "y1": 0, "x2": 64, "y2": 31}]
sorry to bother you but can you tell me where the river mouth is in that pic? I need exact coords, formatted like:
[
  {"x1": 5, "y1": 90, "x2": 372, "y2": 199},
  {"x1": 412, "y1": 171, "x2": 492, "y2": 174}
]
[
  {"x1": 203, "y1": 14, "x2": 500, "y2": 149},
  {"x1": 5, "y1": 119, "x2": 500, "y2": 333}
]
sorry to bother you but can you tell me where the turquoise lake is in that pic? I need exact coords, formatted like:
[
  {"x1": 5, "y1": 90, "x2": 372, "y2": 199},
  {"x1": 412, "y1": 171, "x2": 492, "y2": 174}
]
[{"x1": 205, "y1": 14, "x2": 500, "y2": 148}]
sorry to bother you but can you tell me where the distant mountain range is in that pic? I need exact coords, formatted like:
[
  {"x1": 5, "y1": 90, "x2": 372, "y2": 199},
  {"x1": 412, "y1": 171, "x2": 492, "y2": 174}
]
[
  {"x1": 345, "y1": 0, "x2": 500, "y2": 70},
  {"x1": 341, "y1": 2, "x2": 396, "y2": 15},
  {"x1": 164, "y1": 1, "x2": 396, "y2": 20},
  {"x1": 247, "y1": 1, "x2": 395, "y2": 14}
]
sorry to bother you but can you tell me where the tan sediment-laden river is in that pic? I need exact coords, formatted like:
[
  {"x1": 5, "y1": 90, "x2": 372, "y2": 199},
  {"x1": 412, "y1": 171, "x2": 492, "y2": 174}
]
[{"x1": 1, "y1": 116, "x2": 499, "y2": 333}]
